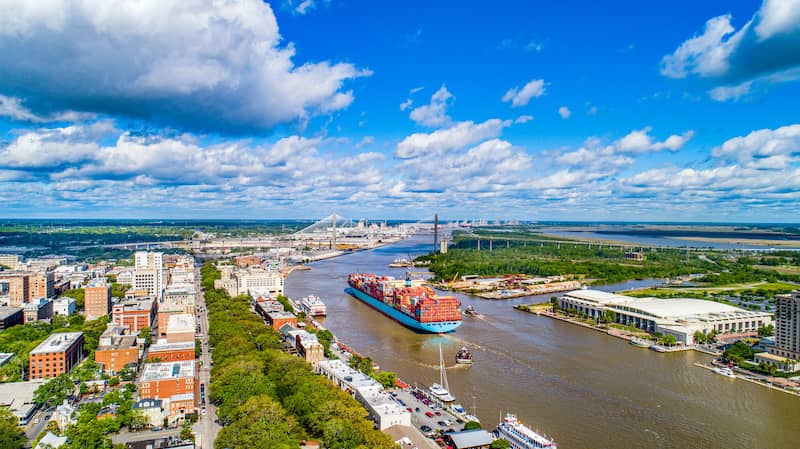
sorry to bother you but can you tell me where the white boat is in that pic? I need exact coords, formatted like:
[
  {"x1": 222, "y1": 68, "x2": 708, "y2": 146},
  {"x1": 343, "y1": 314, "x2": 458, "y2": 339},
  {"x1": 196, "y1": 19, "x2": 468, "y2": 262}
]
[
  {"x1": 430, "y1": 344, "x2": 456, "y2": 402},
  {"x1": 712, "y1": 366, "x2": 736, "y2": 379},
  {"x1": 300, "y1": 295, "x2": 327, "y2": 316},
  {"x1": 494, "y1": 413, "x2": 557, "y2": 449},
  {"x1": 388, "y1": 257, "x2": 412, "y2": 268}
]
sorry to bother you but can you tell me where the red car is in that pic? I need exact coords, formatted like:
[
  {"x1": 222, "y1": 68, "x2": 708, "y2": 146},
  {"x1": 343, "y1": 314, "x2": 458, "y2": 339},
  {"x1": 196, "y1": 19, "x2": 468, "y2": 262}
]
[
  {"x1": 435, "y1": 411, "x2": 442, "y2": 416},
  {"x1": 425, "y1": 411, "x2": 434, "y2": 418}
]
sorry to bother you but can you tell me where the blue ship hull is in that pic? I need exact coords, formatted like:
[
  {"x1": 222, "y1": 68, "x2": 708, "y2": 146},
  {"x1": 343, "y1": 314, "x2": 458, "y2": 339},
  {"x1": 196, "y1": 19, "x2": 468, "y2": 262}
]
[{"x1": 345, "y1": 287, "x2": 462, "y2": 333}]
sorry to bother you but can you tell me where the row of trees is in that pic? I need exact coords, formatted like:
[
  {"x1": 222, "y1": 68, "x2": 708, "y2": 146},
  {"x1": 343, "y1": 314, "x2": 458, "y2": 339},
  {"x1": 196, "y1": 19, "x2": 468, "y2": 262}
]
[{"x1": 201, "y1": 263, "x2": 397, "y2": 449}]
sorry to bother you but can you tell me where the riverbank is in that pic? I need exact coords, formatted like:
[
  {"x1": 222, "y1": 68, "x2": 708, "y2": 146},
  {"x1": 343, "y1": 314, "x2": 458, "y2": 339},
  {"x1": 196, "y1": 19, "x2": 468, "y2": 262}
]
[
  {"x1": 693, "y1": 363, "x2": 800, "y2": 398},
  {"x1": 514, "y1": 304, "x2": 694, "y2": 353}
]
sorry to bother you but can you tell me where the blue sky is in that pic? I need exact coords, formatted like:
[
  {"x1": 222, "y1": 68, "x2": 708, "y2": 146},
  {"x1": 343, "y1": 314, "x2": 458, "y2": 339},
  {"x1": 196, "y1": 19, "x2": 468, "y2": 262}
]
[{"x1": 0, "y1": 0, "x2": 799, "y2": 221}]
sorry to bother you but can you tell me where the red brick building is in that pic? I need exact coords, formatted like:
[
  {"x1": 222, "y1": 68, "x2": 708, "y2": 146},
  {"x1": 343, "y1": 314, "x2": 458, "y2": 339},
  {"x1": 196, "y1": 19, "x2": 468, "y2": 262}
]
[
  {"x1": 147, "y1": 341, "x2": 195, "y2": 363},
  {"x1": 112, "y1": 299, "x2": 156, "y2": 333},
  {"x1": 29, "y1": 332, "x2": 84, "y2": 379},
  {"x1": 95, "y1": 325, "x2": 139, "y2": 374}
]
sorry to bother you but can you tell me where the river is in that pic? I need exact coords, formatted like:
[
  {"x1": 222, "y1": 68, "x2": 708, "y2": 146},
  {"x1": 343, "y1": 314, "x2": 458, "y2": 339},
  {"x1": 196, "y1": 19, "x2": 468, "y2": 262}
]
[{"x1": 285, "y1": 234, "x2": 799, "y2": 449}]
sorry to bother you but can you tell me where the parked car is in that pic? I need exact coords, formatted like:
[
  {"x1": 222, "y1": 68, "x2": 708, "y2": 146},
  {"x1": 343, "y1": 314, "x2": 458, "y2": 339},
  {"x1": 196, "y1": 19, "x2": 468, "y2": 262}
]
[
  {"x1": 425, "y1": 411, "x2": 434, "y2": 418},
  {"x1": 420, "y1": 425, "x2": 432, "y2": 433},
  {"x1": 437, "y1": 421, "x2": 446, "y2": 427},
  {"x1": 434, "y1": 411, "x2": 442, "y2": 416}
]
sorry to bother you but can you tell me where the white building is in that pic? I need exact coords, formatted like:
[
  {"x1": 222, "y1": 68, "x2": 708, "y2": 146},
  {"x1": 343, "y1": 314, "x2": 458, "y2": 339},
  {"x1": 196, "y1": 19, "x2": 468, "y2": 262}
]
[
  {"x1": 560, "y1": 289, "x2": 772, "y2": 345},
  {"x1": 52, "y1": 297, "x2": 76, "y2": 316},
  {"x1": 214, "y1": 266, "x2": 283, "y2": 297},
  {"x1": 316, "y1": 359, "x2": 410, "y2": 430},
  {"x1": 0, "y1": 254, "x2": 22, "y2": 270},
  {"x1": 135, "y1": 252, "x2": 164, "y2": 299}
]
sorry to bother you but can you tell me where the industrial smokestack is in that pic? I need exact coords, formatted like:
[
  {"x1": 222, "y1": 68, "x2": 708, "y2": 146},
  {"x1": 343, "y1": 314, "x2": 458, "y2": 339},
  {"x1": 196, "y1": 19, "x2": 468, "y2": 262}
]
[{"x1": 433, "y1": 213, "x2": 439, "y2": 254}]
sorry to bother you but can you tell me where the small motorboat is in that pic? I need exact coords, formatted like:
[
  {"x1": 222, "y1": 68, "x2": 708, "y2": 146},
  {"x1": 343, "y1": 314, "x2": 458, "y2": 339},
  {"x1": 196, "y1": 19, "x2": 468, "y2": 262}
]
[{"x1": 455, "y1": 346, "x2": 473, "y2": 364}]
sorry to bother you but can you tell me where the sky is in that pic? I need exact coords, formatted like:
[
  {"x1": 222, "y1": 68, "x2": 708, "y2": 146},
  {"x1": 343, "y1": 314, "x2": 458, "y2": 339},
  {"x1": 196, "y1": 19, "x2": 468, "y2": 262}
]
[{"x1": 0, "y1": 0, "x2": 799, "y2": 222}]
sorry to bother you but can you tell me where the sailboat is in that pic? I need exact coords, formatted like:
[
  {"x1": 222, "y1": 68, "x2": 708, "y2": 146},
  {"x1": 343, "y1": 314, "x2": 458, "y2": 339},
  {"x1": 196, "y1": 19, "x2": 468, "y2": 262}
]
[{"x1": 429, "y1": 344, "x2": 456, "y2": 402}]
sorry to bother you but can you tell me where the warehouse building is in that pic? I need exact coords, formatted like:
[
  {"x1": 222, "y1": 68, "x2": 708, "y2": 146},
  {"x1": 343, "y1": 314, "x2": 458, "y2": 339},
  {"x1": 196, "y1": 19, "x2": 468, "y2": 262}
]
[{"x1": 560, "y1": 289, "x2": 772, "y2": 345}]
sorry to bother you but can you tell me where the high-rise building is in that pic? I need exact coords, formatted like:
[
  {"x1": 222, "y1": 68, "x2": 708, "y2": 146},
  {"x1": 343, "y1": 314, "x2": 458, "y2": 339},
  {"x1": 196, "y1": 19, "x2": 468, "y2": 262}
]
[
  {"x1": 135, "y1": 252, "x2": 163, "y2": 299},
  {"x1": 0, "y1": 254, "x2": 21, "y2": 270},
  {"x1": 771, "y1": 291, "x2": 800, "y2": 360},
  {"x1": 29, "y1": 271, "x2": 55, "y2": 300},
  {"x1": 85, "y1": 281, "x2": 112, "y2": 321},
  {"x1": 0, "y1": 273, "x2": 30, "y2": 307}
]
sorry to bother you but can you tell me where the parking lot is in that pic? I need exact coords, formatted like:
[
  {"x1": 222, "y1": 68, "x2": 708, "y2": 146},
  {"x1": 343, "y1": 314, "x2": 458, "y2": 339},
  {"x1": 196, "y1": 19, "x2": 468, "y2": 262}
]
[{"x1": 390, "y1": 388, "x2": 466, "y2": 439}]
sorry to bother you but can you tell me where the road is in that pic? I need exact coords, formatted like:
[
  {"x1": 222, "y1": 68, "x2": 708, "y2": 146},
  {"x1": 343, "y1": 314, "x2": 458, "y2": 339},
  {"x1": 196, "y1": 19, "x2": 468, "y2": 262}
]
[{"x1": 192, "y1": 266, "x2": 220, "y2": 449}]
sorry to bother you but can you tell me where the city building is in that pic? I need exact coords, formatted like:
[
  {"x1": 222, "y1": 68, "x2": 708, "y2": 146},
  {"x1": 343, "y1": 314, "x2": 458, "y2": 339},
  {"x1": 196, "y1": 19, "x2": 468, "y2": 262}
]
[
  {"x1": 0, "y1": 306, "x2": 24, "y2": 330},
  {"x1": 85, "y1": 281, "x2": 112, "y2": 320},
  {"x1": 95, "y1": 325, "x2": 139, "y2": 374},
  {"x1": 213, "y1": 266, "x2": 283, "y2": 297},
  {"x1": 139, "y1": 361, "x2": 198, "y2": 421},
  {"x1": 0, "y1": 272, "x2": 29, "y2": 306},
  {"x1": 560, "y1": 289, "x2": 772, "y2": 345},
  {"x1": 265, "y1": 310, "x2": 297, "y2": 331},
  {"x1": 163, "y1": 286, "x2": 195, "y2": 313},
  {"x1": 29, "y1": 332, "x2": 85, "y2": 379},
  {"x1": 316, "y1": 359, "x2": 411, "y2": 430},
  {"x1": 147, "y1": 341, "x2": 195, "y2": 363},
  {"x1": 35, "y1": 432, "x2": 68, "y2": 449},
  {"x1": 23, "y1": 297, "x2": 53, "y2": 323},
  {"x1": 135, "y1": 252, "x2": 164, "y2": 299},
  {"x1": 132, "y1": 399, "x2": 165, "y2": 428},
  {"x1": 0, "y1": 380, "x2": 45, "y2": 425},
  {"x1": 133, "y1": 269, "x2": 160, "y2": 299},
  {"x1": 112, "y1": 298, "x2": 156, "y2": 333},
  {"x1": 52, "y1": 297, "x2": 76, "y2": 316},
  {"x1": 165, "y1": 314, "x2": 196, "y2": 344},
  {"x1": 755, "y1": 291, "x2": 800, "y2": 372},
  {"x1": 29, "y1": 271, "x2": 55, "y2": 300},
  {"x1": 280, "y1": 325, "x2": 324, "y2": 364},
  {"x1": 443, "y1": 430, "x2": 494, "y2": 449},
  {"x1": 771, "y1": 291, "x2": 800, "y2": 360},
  {"x1": 0, "y1": 254, "x2": 22, "y2": 269},
  {"x1": 51, "y1": 399, "x2": 76, "y2": 431}
]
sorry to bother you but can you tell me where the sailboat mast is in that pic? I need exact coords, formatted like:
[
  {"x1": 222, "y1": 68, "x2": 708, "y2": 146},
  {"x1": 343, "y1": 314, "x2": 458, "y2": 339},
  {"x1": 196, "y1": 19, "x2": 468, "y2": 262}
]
[{"x1": 439, "y1": 344, "x2": 450, "y2": 391}]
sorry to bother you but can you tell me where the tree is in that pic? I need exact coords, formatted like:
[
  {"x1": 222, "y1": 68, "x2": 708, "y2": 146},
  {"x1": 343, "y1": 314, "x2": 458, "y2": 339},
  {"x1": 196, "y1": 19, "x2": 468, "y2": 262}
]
[
  {"x1": 0, "y1": 407, "x2": 25, "y2": 449},
  {"x1": 659, "y1": 334, "x2": 677, "y2": 346},
  {"x1": 373, "y1": 371, "x2": 396, "y2": 389},
  {"x1": 758, "y1": 324, "x2": 775, "y2": 337},
  {"x1": 180, "y1": 423, "x2": 194, "y2": 441},
  {"x1": 693, "y1": 331, "x2": 706, "y2": 344},
  {"x1": 491, "y1": 439, "x2": 510, "y2": 449},
  {"x1": 34, "y1": 374, "x2": 74, "y2": 407},
  {"x1": 138, "y1": 327, "x2": 152, "y2": 346},
  {"x1": 463, "y1": 420, "x2": 482, "y2": 431}
]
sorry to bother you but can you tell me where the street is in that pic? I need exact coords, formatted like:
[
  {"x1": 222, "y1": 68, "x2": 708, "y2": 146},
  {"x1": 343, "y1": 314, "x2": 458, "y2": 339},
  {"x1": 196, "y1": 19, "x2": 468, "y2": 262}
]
[{"x1": 192, "y1": 266, "x2": 221, "y2": 448}]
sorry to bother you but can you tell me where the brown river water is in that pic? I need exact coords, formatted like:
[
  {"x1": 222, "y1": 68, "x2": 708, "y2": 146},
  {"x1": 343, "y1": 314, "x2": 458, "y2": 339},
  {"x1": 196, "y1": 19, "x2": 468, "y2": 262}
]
[{"x1": 285, "y1": 234, "x2": 800, "y2": 449}]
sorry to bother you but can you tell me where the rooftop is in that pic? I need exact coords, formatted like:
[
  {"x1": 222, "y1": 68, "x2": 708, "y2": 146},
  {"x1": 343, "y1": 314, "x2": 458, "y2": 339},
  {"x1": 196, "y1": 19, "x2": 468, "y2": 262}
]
[
  {"x1": 149, "y1": 340, "x2": 195, "y2": 352},
  {"x1": 141, "y1": 361, "x2": 195, "y2": 381},
  {"x1": 0, "y1": 353, "x2": 13, "y2": 367},
  {"x1": 445, "y1": 429, "x2": 494, "y2": 449},
  {"x1": 166, "y1": 314, "x2": 195, "y2": 333},
  {"x1": 267, "y1": 311, "x2": 296, "y2": 320},
  {"x1": 114, "y1": 299, "x2": 154, "y2": 312},
  {"x1": 0, "y1": 306, "x2": 22, "y2": 320},
  {"x1": 30, "y1": 332, "x2": 83, "y2": 355}
]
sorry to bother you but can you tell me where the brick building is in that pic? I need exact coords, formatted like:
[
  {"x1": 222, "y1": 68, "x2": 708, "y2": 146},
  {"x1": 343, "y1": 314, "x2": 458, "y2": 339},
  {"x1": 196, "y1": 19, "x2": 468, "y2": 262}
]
[
  {"x1": 147, "y1": 341, "x2": 195, "y2": 363},
  {"x1": 112, "y1": 299, "x2": 156, "y2": 333},
  {"x1": 139, "y1": 361, "x2": 198, "y2": 421},
  {"x1": 95, "y1": 325, "x2": 139, "y2": 374},
  {"x1": 85, "y1": 283, "x2": 112, "y2": 321},
  {"x1": 29, "y1": 332, "x2": 84, "y2": 379}
]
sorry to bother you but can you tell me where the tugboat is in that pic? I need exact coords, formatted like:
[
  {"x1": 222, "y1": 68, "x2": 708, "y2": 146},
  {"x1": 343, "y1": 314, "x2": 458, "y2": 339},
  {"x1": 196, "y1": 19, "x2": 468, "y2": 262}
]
[
  {"x1": 455, "y1": 346, "x2": 473, "y2": 364},
  {"x1": 464, "y1": 305, "x2": 482, "y2": 317}
]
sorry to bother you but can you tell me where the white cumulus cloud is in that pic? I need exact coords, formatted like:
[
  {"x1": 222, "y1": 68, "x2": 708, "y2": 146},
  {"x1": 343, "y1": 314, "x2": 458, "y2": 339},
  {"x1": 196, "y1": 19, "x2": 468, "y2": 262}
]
[
  {"x1": 502, "y1": 79, "x2": 546, "y2": 107},
  {"x1": 0, "y1": 0, "x2": 369, "y2": 133},
  {"x1": 558, "y1": 106, "x2": 571, "y2": 119},
  {"x1": 409, "y1": 85, "x2": 454, "y2": 127}
]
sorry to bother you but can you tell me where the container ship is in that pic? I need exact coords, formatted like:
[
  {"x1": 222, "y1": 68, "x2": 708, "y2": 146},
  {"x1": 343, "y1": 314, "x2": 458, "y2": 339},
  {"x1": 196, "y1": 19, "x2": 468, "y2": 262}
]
[{"x1": 346, "y1": 273, "x2": 462, "y2": 333}]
